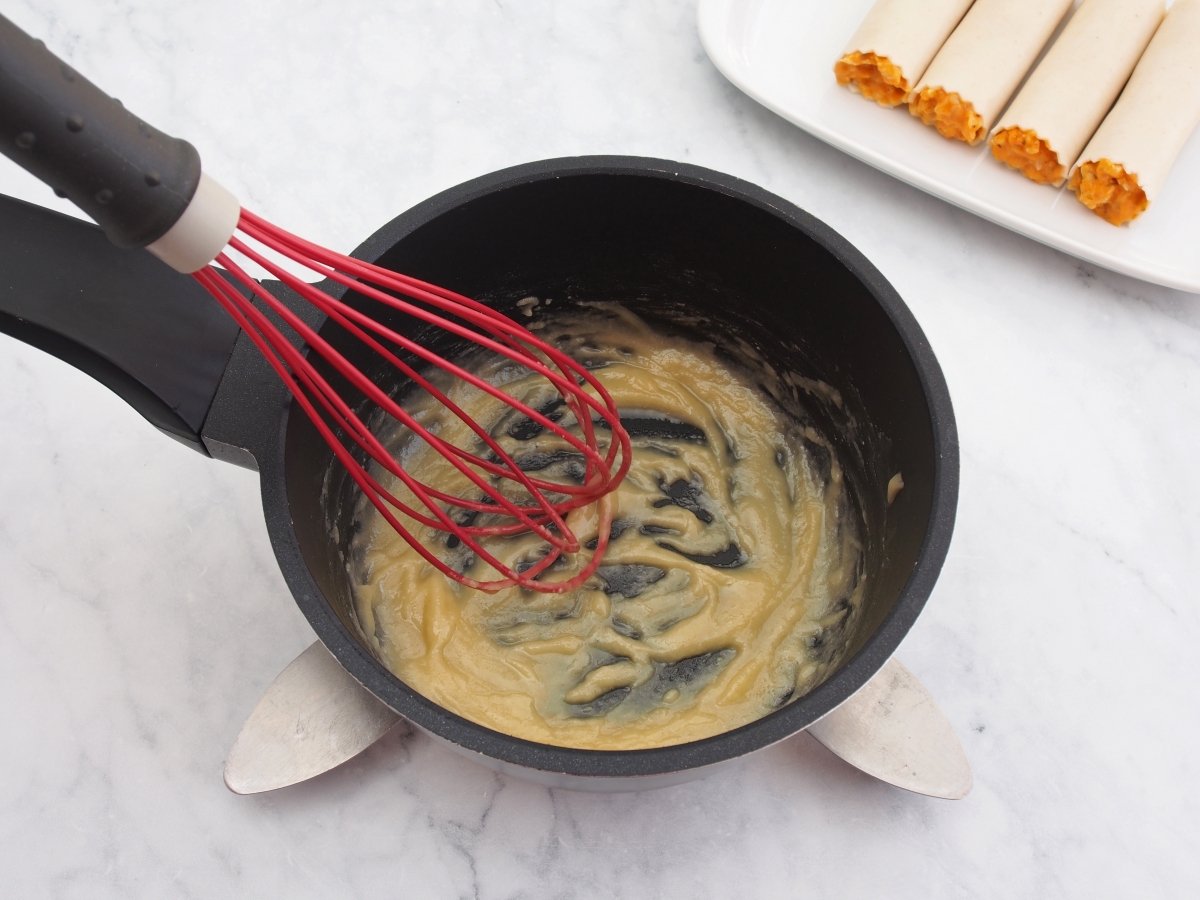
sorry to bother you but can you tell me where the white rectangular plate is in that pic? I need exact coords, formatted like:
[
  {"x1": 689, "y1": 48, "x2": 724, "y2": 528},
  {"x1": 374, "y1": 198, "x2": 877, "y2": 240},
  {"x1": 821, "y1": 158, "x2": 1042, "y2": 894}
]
[{"x1": 698, "y1": 0, "x2": 1200, "y2": 293}]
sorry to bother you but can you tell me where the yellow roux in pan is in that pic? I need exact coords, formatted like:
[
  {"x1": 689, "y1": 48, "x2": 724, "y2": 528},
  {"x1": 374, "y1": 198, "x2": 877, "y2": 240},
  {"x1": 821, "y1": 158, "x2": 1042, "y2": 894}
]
[{"x1": 350, "y1": 306, "x2": 867, "y2": 750}]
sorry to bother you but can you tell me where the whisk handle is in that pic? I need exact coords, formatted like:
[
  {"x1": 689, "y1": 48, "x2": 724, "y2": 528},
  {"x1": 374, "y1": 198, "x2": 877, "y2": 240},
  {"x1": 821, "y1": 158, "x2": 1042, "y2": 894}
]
[{"x1": 0, "y1": 13, "x2": 201, "y2": 250}]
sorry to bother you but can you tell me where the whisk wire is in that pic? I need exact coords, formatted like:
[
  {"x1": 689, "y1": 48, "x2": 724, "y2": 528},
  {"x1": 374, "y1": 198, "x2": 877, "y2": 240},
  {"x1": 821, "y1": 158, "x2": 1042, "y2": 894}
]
[
  {"x1": 229, "y1": 236, "x2": 614, "y2": 499},
  {"x1": 236, "y1": 218, "x2": 623, "y2": 465},
  {"x1": 194, "y1": 264, "x2": 571, "y2": 587},
  {"x1": 214, "y1": 250, "x2": 584, "y2": 550},
  {"x1": 194, "y1": 211, "x2": 631, "y2": 592},
  {"x1": 236, "y1": 212, "x2": 631, "y2": 509},
  {"x1": 218, "y1": 245, "x2": 582, "y2": 549}
]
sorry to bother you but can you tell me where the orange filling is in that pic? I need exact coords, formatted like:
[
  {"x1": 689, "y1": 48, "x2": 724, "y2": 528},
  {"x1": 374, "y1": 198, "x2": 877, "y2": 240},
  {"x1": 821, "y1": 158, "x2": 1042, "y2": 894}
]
[
  {"x1": 834, "y1": 51, "x2": 909, "y2": 107},
  {"x1": 908, "y1": 87, "x2": 985, "y2": 144},
  {"x1": 1068, "y1": 159, "x2": 1148, "y2": 226},
  {"x1": 989, "y1": 127, "x2": 1064, "y2": 185}
]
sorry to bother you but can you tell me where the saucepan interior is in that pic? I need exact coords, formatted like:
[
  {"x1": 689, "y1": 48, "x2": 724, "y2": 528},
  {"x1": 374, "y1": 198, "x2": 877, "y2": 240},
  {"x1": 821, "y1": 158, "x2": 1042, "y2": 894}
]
[{"x1": 275, "y1": 159, "x2": 957, "y2": 785}]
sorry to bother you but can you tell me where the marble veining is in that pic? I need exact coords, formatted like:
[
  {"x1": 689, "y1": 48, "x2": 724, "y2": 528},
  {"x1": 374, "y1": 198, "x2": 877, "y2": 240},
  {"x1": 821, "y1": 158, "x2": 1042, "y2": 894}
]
[{"x1": 1, "y1": 0, "x2": 1198, "y2": 897}]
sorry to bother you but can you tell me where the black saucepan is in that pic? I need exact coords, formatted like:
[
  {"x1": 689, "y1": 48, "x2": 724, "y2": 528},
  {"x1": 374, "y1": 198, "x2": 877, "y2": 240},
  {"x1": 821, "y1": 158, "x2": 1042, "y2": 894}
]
[{"x1": 0, "y1": 156, "x2": 958, "y2": 790}]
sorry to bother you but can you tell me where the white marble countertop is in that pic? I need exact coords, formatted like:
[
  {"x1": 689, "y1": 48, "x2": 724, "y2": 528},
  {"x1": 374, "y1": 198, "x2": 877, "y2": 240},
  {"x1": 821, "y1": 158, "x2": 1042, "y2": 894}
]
[{"x1": 1, "y1": 0, "x2": 1197, "y2": 896}]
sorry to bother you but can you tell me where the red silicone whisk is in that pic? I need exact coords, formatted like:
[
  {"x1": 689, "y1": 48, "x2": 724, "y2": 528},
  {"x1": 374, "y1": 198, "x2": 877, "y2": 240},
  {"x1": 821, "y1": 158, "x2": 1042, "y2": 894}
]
[{"x1": 0, "y1": 15, "x2": 631, "y2": 592}]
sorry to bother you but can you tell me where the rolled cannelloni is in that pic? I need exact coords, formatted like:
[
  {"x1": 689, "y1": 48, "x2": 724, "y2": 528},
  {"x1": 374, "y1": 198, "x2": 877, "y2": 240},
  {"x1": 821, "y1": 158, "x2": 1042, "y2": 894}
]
[
  {"x1": 908, "y1": 0, "x2": 1074, "y2": 144},
  {"x1": 989, "y1": 0, "x2": 1165, "y2": 186},
  {"x1": 834, "y1": 0, "x2": 977, "y2": 107},
  {"x1": 1069, "y1": 0, "x2": 1200, "y2": 225}
]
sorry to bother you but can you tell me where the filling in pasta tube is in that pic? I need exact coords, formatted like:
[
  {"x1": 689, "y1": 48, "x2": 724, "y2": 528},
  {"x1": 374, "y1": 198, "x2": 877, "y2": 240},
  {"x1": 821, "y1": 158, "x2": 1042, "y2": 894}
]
[
  {"x1": 989, "y1": 0, "x2": 1164, "y2": 186},
  {"x1": 908, "y1": 0, "x2": 1074, "y2": 144},
  {"x1": 1070, "y1": 160, "x2": 1148, "y2": 225},
  {"x1": 834, "y1": 0, "x2": 976, "y2": 108},
  {"x1": 1068, "y1": 0, "x2": 1200, "y2": 225}
]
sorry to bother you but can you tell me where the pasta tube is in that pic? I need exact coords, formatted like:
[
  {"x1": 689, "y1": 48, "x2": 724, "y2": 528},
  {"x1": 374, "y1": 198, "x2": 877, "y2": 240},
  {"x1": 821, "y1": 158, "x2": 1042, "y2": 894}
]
[
  {"x1": 909, "y1": 0, "x2": 1074, "y2": 144},
  {"x1": 1069, "y1": 0, "x2": 1200, "y2": 224},
  {"x1": 834, "y1": 0, "x2": 977, "y2": 107},
  {"x1": 989, "y1": 0, "x2": 1164, "y2": 186}
]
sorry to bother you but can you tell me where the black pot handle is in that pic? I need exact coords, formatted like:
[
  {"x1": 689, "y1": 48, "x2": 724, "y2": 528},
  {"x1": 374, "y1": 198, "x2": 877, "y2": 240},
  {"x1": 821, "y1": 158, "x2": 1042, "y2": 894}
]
[
  {"x1": 0, "y1": 13, "x2": 201, "y2": 249},
  {"x1": 0, "y1": 193, "x2": 243, "y2": 454}
]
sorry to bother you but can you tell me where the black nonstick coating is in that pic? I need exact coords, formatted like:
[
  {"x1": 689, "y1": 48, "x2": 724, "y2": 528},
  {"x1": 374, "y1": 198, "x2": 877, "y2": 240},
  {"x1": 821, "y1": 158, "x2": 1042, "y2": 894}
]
[{"x1": 255, "y1": 157, "x2": 958, "y2": 782}]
